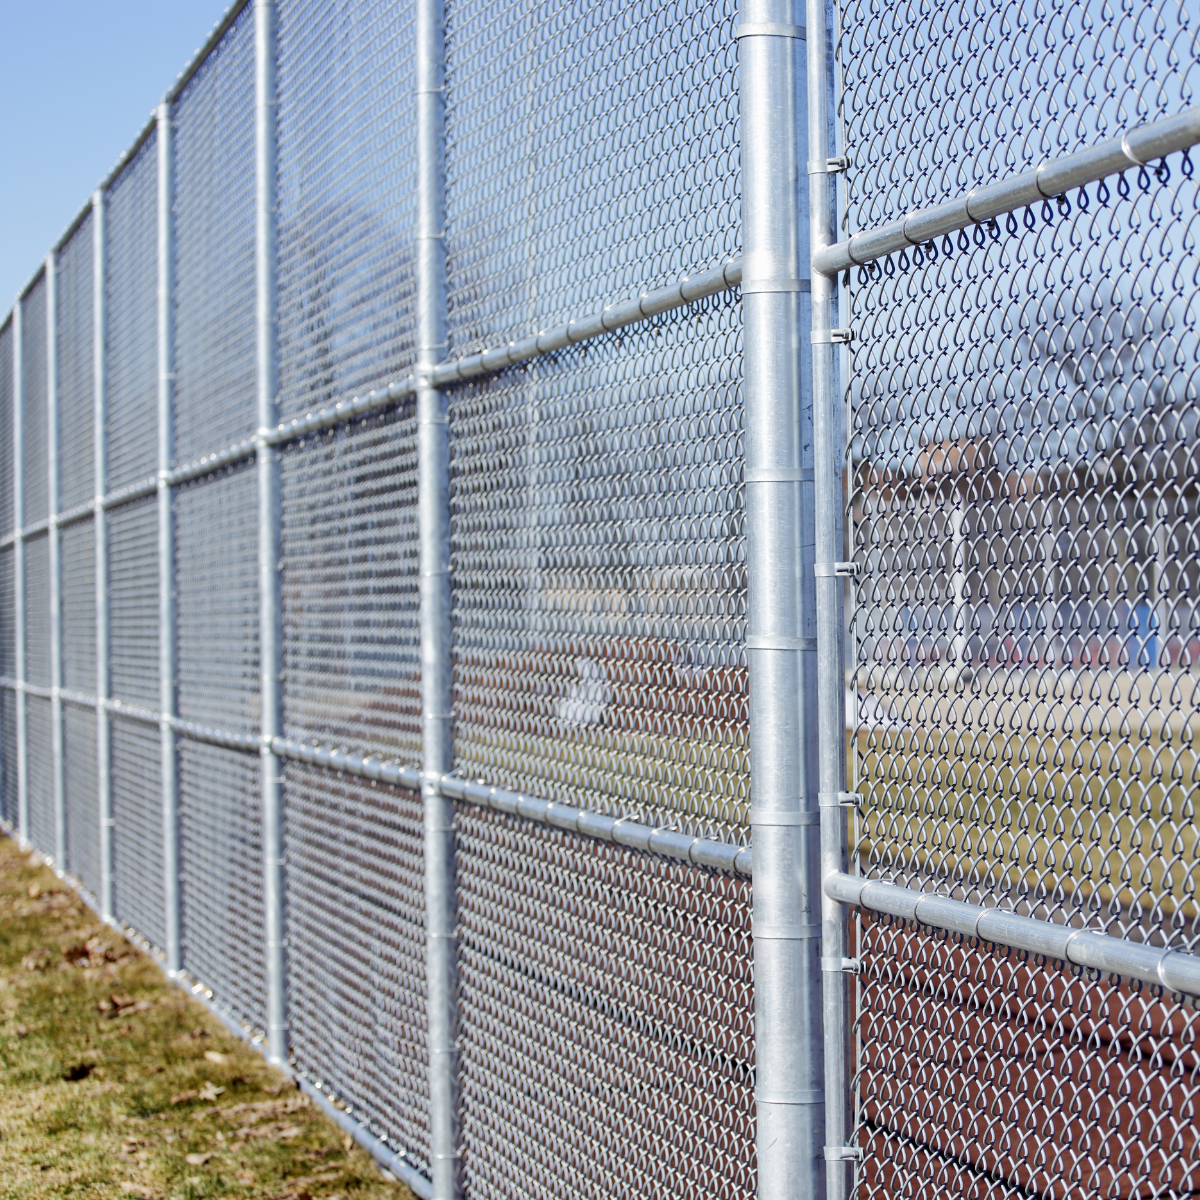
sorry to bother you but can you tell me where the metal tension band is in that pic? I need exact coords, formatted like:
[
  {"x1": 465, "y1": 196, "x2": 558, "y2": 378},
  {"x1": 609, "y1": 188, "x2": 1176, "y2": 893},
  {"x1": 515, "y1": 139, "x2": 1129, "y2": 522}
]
[
  {"x1": 811, "y1": 328, "x2": 853, "y2": 344},
  {"x1": 825, "y1": 1145, "x2": 864, "y2": 1162},
  {"x1": 754, "y1": 923, "x2": 822, "y2": 941},
  {"x1": 814, "y1": 561, "x2": 858, "y2": 578},
  {"x1": 818, "y1": 791, "x2": 861, "y2": 809},
  {"x1": 758, "y1": 1089, "x2": 825, "y2": 1107},
  {"x1": 745, "y1": 635, "x2": 817, "y2": 651},
  {"x1": 750, "y1": 809, "x2": 820, "y2": 827},
  {"x1": 741, "y1": 277, "x2": 811, "y2": 294},
  {"x1": 744, "y1": 467, "x2": 814, "y2": 483},
  {"x1": 822, "y1": 956, "x2": 862, "y2": 974},
  {"x1": 734, "y1": 21, "x2": 807, "y2": 39}
]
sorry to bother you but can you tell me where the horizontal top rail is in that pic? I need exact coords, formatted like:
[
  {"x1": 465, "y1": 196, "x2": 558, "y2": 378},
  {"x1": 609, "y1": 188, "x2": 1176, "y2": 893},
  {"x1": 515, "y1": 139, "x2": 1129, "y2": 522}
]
[
  {"x1": 813, "y1": 107, "x2": 1200, "y2": 275},
  {"x1": 827, "y1": 872, "x2": 1200, "y2": 998}
]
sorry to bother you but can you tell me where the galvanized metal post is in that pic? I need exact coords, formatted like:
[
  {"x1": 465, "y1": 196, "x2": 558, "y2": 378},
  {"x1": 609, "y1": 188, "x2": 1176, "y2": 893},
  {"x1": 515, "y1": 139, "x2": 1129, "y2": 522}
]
[
  {"x1": 416, "y1": 0, "x2": 458, "y2": 1192},
  {"x1": 12, "y1": 298, "x2": 27, "y2": 850},
  {"x1": 93, "y1": 189, "x2": 113, "y2": 922},
  {"x1": 255, "y1": 0, "x2": 287, "y2": 1069},
  {"x1": 737, "y1": 3, "x2": 824, "y2": 1197},
  {"x1": 46, "y1": 252, "x2": 65, "y2": 871},
  {"x1": 807, "y1": 0, "x2": 853, "y2": 1194},
  {"x1": 156, "y1": 99, "x2": 181, "y2": 974}
]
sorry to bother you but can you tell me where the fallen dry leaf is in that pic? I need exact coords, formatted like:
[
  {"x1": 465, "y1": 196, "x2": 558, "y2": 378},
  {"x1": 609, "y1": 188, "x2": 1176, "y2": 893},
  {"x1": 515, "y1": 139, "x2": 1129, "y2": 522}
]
[
  {"x1": 343, "y1": 1133, "x2": 353, "y2": 1151},
  {"x1": 203, "y1": 1049, "x2": 230, "y2": 1064},
  {"x1": 28, "y1": 884, "x2": 41, "y2": 899},
  {"x1": 120, "y1": 1185, "x2": 155, "y2": 1199},
  {"x1": 197, "y1": 1081, "x2": 225, "y2": 1101},
  {"x1": 235, "y1": 1171, "x2": 255, "y2": 1184},
  {"x1": 15, "y1": 1023, "x2": 27, "y2": 1037},
  {"x1": 184, "y1": 1152, "x2": 212, "y2": 1165},
  {"x1": 169, "y1": 1090, "x2": 197, "y2": 1105}
]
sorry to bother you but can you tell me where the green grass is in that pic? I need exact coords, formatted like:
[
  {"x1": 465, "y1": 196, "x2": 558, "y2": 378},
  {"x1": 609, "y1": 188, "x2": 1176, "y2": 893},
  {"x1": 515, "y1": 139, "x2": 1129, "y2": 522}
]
[{"x1": 0, "y1": 836, "x2": 416, "y2": 1200}]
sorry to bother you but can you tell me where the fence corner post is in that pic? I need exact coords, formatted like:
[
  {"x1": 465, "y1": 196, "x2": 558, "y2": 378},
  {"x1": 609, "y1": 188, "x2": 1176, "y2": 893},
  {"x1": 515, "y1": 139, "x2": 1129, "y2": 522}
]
[
  {"x1": 254, "y1": 0, "x2": 287, "y2": 1071},
  {"x1": 13, "y1": 295, "x2": 27, "y2": 851},
  {"x1": 47, "y1": 250, "x2": 65, "y2": 873},
  {"x1": 737, "y1": 2, "x2": 826, "y2": 1197},
  {"x1": 416, "y1": 0, "x2": 459, "y2": 1193}
]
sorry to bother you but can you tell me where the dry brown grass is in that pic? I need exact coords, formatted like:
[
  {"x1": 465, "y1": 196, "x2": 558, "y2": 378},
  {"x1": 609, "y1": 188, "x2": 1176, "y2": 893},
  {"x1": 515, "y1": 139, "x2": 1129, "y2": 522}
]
[{"x1": 0, "y1": 835, "x2": 416, "y2": 1200}]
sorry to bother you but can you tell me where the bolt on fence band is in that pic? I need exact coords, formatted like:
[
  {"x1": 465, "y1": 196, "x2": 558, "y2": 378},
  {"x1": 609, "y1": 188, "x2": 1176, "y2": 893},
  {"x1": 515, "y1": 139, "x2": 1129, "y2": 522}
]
[{"x1": 2, "y1": 1, "x2": 1199, "y2": 1198}]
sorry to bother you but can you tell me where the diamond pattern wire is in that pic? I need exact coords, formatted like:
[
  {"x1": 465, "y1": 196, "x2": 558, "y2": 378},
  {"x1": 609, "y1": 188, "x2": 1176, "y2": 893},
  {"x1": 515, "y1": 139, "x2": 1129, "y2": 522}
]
[
  {"x1": 105, "y1": 132, "x2": 159, "y2": 492},
  {"x1": 275, "y1": 0, "x2": 418, "y2": 424},
  {"x1": 21, "y1": 276, "x2": 48, "y2": 525},
  {"x1": 284, "y1": 763, "x2": 429, "y2": 1173},
  {"x1": 0, "y1": 319, "x2": 12, "y2": 535},
  {"x1": 179, "y1": 739, "x2": 265, "y2": 1032},
  {"x1": 176, "y1": 464, "x2": 258, "y2": 732},
  {"x1": 62, "y1": 519, "x2": 96, "y2": 693},
  {"x1": 280, "y1": 409, "x2": 421, "y2": 760},
  {"x1": 837, "y1": 1, "x2": 1200, "y2": 1194},
  {"x1": 24, "y1": 533, "x2": 50, "y2": 688},
  {"x1": 455, "y1": 807, "x2": 755, "y2": 1200},
  {"x1": 0, "y1": 680, "x2": 14, "y2": 830},
  {"x1": 173, "y1": 7, "x2": 257, "y2": 462},
  {"x1": 64, "y1": 704, "x2": 99, "y2": 898},
  {"x1": 444, "y1": 0, "x2": 746, "y2": 843},
  {"x1": 111, "y1": 714, "x2": 165, "y2": 951},
  {"x1": 26, "y1": 695, "x2": 53, "y2": 856},
  {"x1": 56, "y1": 214, "x2": 95, "y2": 511},
  {"x1": 444, "y1": 0, "x2": 739, "y2": 355},
  {"x1": 108, "y1": 496, "x2": 159, "y2": 707}
]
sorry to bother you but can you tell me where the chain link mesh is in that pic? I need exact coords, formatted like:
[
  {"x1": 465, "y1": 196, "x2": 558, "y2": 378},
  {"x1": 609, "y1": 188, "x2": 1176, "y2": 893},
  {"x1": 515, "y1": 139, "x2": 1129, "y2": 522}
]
[
  {"x1": 64, "y1": 704, "x2": 99, "y2": 898},
  {"x1": 105, "y1": 133, "x2": 159, "y2": 493},
  {"x1": 0, "y1": 543, "x2": 13, "y2": 827},
  {"x1": 0, "y1": 320, "x2": 13, "y2": 536},
  {"x1": 176, "y1": 463, "x2": 259, "y2": 732},
  {"x1": 56, "y1": 215, "x2": 95, "y2": 511},
  {"x1": 280, "y1": 409, "x2": 421, "y2": 759},
  {"x1": 284, "y1": 762, "x2": 429, "y2": 1173},
  {"x1": 21, "y1": 277, "x2": 48, "y2": 525},
  {"x1": 275, "y1": 0, "x2": 418, "y2": 425},
  {"x1": 179, "y1": 739, "x2": 265, "y2": 1031},
  {"x1": 26, "y1": 695, "x2": 53, "y2": 854},
  {"x1": 24, "y1": 533, "x2": 50, "y2": 687},
  {"x1": 108, "y1": 496, "x2": 159, "y2": 708},
  {"x1": 61, "y1": 519, "x2": 96, "y2": 694},
  {"x1": 455, "y1": 807, "x2": 755, "y2": 1199},
  {"x1": 173, "y1": 7, "x2": 257, "y2": 462},
  {"x1": 111, "y1": 714, "x2": 165, "y2": 951},
  {"x1": 444, "y1": 0, "x2": 746, "y2": 846},
  {"x1": 838, "y1": 0, "x2": 1200, "y2": 1193}
]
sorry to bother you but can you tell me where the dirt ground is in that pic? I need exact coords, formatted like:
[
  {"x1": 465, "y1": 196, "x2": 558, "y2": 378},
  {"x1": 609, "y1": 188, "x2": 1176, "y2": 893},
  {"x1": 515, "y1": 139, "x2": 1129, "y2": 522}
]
[{"x1": 0, "y1": 836, "x2": 416, "y2": 1200}]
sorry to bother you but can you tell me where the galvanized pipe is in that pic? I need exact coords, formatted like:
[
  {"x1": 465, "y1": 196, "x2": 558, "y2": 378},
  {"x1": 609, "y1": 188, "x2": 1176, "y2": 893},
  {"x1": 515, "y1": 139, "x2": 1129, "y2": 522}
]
[
  {"x1": 825, "y1": 873, "x2": 1200, "y2": 998},
  {"x1": 738, "y1": 5, "x2": 824, "y2": 1198},
  {"x1": 156, "y1": 100, "x2": 181, "y2": 975},
  {"x1": 93, "y1": 188, "x2": 113, "y2": 922},
  {"x1": 807, "y1": 0, "x2": 854, "y2": 1193},
  {"x1": 12, "y1": 298, "x2": 27, "y2": 849},
  {"x1": 416, "y1": 0, "x2": 458, "y2": 1191},
  {"x1": 812, "y1": 106, "x2": 1200, "y2": 276},
  {"x1": 45, "y1": 252, "x2": 66, "y2": 871},
  {"x1": 255, "y1": 0, "x2": 287, "y2": 1070}
]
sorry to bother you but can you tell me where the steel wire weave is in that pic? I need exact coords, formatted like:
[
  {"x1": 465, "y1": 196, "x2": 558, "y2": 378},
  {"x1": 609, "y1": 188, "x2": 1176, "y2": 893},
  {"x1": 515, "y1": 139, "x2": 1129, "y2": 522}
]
[
  {"x1": 173, "y1": 7, "x2": 257, "y2": 461},
  {"x1": 64, "y1": 705, "x2": 99, "y2": 898},
  {"x1": 25, "y1": 695, "x2": 53, "y2": 855},
  {"x1": 105, "y1": 132, "x2": 159, "y2": 492},
  {"x1": 20, "y1": 277, "x2": 48, "y2": 525},
  {"x1": 24, "y1": 534, "x2": 50, "y2": 688},
  {"x1": 111, "y1": 714, "x2": 166, "y2": 952},
  {"x1": 444, "y1": 0, "x2": 746, "y2": 845},
  {"x1": 280, "y1": 409, "x2": 421, "y2": 760},
  {"x1": 56, "y1": 215, "x2": 95, "y2": 511},
  {"x1": 179, "y1": 739, "x2": 266, "y2": 1032},
  {"x1": 176, "y1": 463, "x2": 259, "y2": 732},
  {"x1": 0, "y1": 673, "x2": 15, "y2": 830},
  {"x1": 454, "y1": 807, "x2": 755, "y2": 1200},
  {"x1": 0, "y1": 320, "x2": 12, "y2": 535},
  {"x1": 62, "y1": 520, "x2": 96, "y2": 695},
  {"x1": 838, "y1": 1, "x2": 1200, "y2": 1195},
  {"x1": 275, "y1": 0, "x2": 418, "y2": 425},
  {"x1": 284, "y1": 763, "x2": 429, "y2": 1174},
  {"x1": 108, "y1": 496, "x2": 159, "y2": 708}
]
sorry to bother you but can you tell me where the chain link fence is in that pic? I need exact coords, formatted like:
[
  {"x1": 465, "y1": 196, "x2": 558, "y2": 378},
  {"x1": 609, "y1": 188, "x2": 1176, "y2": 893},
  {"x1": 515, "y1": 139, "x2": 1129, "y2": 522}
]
[{"x1": 0, "y1": 0, "x2": 1197, "y2": 1197}]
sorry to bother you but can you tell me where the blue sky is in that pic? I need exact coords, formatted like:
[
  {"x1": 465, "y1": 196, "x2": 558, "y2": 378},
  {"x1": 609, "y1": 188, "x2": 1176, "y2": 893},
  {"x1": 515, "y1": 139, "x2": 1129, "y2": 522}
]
[{"x1": 0, "y1": 1, "x2": 228, "y2": 307}]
